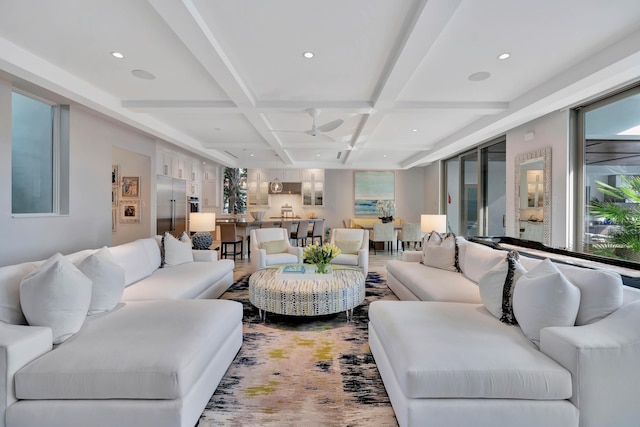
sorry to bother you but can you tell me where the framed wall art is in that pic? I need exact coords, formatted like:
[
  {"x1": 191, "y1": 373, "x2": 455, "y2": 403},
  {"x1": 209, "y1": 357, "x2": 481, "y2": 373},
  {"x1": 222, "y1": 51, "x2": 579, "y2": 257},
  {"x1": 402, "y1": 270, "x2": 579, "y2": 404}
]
[
  {"x1": 119, "y1": 199, "x2": 141, "y2": 223},
  {"x1": 121, "y1": 176, "x2": 140, "y2": 198},
  {"x1": 112, "y1": 207, "x2": 117, "y2": 232},
  {"x1": 112, "y1": 164, "x2": 120, "y2": 186},
  {"x1": 354, "y1": 171, "x2": 395, "y2": 214}
]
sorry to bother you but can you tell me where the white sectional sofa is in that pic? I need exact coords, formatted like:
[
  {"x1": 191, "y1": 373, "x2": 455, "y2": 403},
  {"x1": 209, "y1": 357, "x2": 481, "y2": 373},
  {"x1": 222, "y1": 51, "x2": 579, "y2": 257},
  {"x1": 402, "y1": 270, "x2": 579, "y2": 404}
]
[
  {"x1": 372, "y1": 236, "x2": 640, "y2": 427},
  {"x1": 0, "y1": 236, "x2": 241, "y2": 427}
]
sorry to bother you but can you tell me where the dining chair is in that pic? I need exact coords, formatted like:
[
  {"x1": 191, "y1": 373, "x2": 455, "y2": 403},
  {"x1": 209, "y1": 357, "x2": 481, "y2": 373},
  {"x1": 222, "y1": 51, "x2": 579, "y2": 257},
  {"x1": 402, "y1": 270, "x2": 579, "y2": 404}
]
[
  {"x1": 372, "y1": 222, "x2": 395, "y2": 254},
  {"x1": 279, "y1": 221, "x2": 295, "y2": 245},
  {"x1": 398, "y1": 222, "x2": 422, "y2": 251},
  {"x1": 219, "y1": 223, "x2": 243, "y2": 260},
  {"x1": 290, "y1": 220, "x2": 310, "y2": 246},
  {"x1": 307, "y1": 219, "x2": 324, "y2": 245}
]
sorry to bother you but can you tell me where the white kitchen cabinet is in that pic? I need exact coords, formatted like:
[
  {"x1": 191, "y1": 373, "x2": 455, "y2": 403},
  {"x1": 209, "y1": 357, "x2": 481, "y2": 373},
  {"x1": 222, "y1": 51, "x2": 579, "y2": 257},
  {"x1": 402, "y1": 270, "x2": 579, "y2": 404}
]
[
  {"x1": 202, "y1": 166, "x2": 219, "y2": 208},
  {"x1": 247, "y1": 169, "x2": 270, "y2": 206},
  {"x1": 302, "y1": 169, "x2": 324, "y2": 206}
]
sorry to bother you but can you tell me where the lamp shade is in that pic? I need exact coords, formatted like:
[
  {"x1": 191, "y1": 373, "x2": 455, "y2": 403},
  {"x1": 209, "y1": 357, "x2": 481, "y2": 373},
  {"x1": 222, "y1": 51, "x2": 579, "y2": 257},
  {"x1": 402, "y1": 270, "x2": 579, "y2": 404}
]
[
  {"x1": 189, "y1": 213, "x2": 216, "y2": 232},
  {"x1": 421, "y1": 214, "x2": 447, "y2": 234}
]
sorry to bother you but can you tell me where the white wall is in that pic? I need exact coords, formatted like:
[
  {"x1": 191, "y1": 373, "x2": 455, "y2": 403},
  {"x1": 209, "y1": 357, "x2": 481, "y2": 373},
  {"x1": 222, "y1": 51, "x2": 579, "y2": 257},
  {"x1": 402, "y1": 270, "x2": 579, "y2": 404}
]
[
  {"x1": 423, "y1": 162, "x2": 441, "y2": 214},
  {"x1": 506, "y1": 110, "x2": 570, "y2": 248},
  {"x1": 0, "y1": 77, "x2": 158, "y2": 266}
]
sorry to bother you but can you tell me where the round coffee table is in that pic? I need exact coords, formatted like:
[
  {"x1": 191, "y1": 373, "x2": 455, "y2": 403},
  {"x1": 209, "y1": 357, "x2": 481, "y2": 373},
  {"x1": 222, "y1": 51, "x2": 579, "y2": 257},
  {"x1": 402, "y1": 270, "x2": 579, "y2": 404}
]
[{"x1": 249, "y1": 266, "x2": 366, "y2": 321}]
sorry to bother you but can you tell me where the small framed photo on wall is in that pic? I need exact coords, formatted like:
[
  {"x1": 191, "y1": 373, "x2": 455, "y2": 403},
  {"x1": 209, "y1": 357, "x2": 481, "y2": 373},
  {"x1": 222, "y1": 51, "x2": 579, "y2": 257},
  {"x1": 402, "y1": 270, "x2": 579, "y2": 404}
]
[
  {"x1": 112, "y1": 164, "x2": 120, "y2": 186},
  {"x1": 112, "y1": 186, "x2": 118, "y2": 207},
  {"x1": 121, "y1": 176, "x2": 140, "y2": 198},
  {"x1": 119, "y1": 200, "x2": 141, "y2": 223}
]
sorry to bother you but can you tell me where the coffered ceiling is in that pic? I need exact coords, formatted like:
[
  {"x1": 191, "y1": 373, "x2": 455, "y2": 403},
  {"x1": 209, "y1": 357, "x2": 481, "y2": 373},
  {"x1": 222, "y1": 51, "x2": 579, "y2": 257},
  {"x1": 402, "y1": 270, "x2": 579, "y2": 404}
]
[{"x1": 2, "y1": 0, "x2": 640, "y2": 170}]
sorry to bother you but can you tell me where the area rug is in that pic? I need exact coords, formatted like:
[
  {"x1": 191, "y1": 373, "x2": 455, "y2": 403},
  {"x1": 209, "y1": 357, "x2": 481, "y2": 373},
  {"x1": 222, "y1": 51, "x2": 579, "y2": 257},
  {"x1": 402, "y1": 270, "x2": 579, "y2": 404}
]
[{"x1": 197, "y1": 271, "x2": 399, "y2": 427}]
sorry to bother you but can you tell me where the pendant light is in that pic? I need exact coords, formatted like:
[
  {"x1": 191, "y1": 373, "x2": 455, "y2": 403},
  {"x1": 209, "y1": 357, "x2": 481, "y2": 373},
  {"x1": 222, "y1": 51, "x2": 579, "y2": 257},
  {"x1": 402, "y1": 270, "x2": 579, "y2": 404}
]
[
  {"x1": 239, "y1": 149, "x2": 248, "y2": 190},
  {"x1": 270, "y1": 154, "x2": 282, "y2": 193}
]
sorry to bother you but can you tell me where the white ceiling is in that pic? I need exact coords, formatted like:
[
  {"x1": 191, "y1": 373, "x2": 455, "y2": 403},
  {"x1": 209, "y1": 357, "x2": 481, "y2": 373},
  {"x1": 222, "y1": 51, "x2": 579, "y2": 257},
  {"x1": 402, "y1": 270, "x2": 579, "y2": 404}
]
[{"x1": 2, "y1": 0, "x2": 640, "y2": 170}]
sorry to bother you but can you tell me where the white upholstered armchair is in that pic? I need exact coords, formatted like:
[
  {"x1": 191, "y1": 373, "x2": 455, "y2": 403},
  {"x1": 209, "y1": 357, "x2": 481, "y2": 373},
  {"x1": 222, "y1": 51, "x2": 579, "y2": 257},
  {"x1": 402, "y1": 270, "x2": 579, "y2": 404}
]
[
  {"x1": 329, "y1": 228, "x2": 369, "y2": 277},
  {"x1": 250, "y1": 228, "x2": 303, "y2": 272}
]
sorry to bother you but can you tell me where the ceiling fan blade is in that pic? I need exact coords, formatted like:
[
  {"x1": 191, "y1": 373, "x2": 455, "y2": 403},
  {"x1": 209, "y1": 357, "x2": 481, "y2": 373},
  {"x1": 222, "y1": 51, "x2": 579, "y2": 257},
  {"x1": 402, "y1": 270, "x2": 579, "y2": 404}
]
[
  {"x1": 268, "y1": 129, "x2": 306, "y2": 133},
  {"x1": 317, "y1": 119, "x2": 344, "y2": 133},
  {"x1": 303, "y1": 131, "x2": 335, "y2": 142}
]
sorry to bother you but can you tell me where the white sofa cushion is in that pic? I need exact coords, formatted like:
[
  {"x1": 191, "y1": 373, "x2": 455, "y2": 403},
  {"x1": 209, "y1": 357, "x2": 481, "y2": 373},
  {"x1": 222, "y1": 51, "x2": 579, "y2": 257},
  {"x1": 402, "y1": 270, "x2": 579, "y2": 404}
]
[
  {"x1": 19, "y1": 253, "x2": 92, "y2": 344},
  {"x1": 259, "y1": 239, "x2": 287, "y2": 254},
  {"x1": 76, "y1": 247, "x2": 125, "y2": 315},
  {"x1": 368, "y1": 300, "x2": 572, "y2": 399},
  {"x1": 0, "y1": 261, "x2": 38, "y2": 325},
  {"x1": 555, "y1": 264, "x2": 623, "y2": 325},
  {"x1": 461, "y1": 241, "x2": 507, "y2": 283},
  {"x1": 109, "y1": 240, "x2": 155, "y2": 286},
  {"x1": 331, "y1": 253, "x2": 359, "y2": 267},
  {"x1": 513, "y1": 259, "x2": 581, "y2": 346},
  {"x1": 386, "y1": 260, "x2": 481, "y2": 303},
  {"x1": 478, "y1": 251, "x2": 527, "y2": 320},
  {"x1": 121, "y1": 259, "x2": 234, "y2": 301},
  {"x1": 15, "y1": 299, "x2": 243, "y2": 400},
  {"x1": 162, "y1": 232, "x2": 193, "y2": 267}
]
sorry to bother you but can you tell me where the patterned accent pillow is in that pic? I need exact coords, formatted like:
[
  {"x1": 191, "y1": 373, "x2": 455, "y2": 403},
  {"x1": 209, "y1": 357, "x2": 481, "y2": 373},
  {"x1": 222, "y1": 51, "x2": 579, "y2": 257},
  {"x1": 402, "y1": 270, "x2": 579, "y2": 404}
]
[
  {"x1": 478, "y1": 250, "x2": 526, "y2": 321},
  {"x1": 335, "y1": 240, "x2": 361, "y2": 254},
  {"x1": 260, "y1": 239, "x2": 287, "y2": 254},
  {"x1": 422, "y1": 231, "x2": 459, "y2": 272},
  {"x1": 499, "y1": 250, "x2": 527, "y2": 324}
]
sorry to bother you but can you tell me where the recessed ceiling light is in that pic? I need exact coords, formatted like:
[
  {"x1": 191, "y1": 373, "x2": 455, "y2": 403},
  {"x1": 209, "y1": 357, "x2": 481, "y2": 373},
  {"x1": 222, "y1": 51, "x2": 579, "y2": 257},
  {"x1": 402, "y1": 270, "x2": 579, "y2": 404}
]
[
  {"x1": 497, "y1": 52, "x2": 511, "y2": 60},
  {"x1": 250, "y1": 153, "x2": 254, "y2": 157},
  {"x1": 412, "y1": 128, "x2": 418, "y2": 132},
  {"x1": 302, "y1": 51, "x2": 315, "y2": 59},
  {"x1": 131, "y1": 69, "x2": 156, "y2": 80},
  {"x1": 316, "y1": 154, "x2": 321, "y2": 157},
  {"x1": 383, "y1": 154, "x2": 387, "y2": 158},
  {"x1": 468, "y1": 71, "x2": 491, "y2": 82},
  {"x1": 111, "y1": 51, "x2": 125, "y2": 59}
]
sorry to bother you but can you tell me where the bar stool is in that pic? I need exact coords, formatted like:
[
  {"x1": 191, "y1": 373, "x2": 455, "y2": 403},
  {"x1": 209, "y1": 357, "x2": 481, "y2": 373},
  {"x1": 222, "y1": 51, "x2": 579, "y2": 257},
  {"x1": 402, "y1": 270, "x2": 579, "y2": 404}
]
[
  {"x1": 307, "y1": 219, "x2": 324, "y2": 245},
  {"x1": 290, "y1": 220, "x2": 310, "y2": 246},
  {"x1": 219, "y1": 223, "x2": 243, "y2": 260}
]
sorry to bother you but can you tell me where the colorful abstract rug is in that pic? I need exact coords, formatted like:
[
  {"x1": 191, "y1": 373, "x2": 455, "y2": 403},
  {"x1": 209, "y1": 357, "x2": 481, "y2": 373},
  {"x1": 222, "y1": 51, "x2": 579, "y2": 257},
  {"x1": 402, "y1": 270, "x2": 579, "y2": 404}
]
[{"x1": 198, "y1": 271, "x2": 399, "y2": 427}]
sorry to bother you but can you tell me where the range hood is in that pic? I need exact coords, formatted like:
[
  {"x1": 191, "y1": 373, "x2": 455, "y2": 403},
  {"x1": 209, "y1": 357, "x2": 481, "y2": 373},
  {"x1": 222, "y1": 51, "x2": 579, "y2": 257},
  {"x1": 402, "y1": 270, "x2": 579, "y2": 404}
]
[{"x1": 269, "y1": 182, "x2": 302, "y2": 194}]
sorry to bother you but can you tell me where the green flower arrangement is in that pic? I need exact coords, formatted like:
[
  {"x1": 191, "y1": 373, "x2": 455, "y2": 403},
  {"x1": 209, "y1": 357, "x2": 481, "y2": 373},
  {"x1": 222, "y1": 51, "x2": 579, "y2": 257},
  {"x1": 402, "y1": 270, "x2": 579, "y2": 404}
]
[{"x1": 302, "y1": 243, "x2": 341, "y2": 274}]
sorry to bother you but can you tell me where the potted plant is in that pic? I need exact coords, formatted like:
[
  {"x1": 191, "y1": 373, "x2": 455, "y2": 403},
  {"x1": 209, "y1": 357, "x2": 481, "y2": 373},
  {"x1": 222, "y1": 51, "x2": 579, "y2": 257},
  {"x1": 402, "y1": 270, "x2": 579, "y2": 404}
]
[
  {"x1": 589, "y1": 176, "x2": 640, "y2": 261},
  {"x1": 376, "y1": 200, "x2": 395, "y2": 223},
  {"x1": 302, "y1": 243, "x2": 341, "y2": 274}
]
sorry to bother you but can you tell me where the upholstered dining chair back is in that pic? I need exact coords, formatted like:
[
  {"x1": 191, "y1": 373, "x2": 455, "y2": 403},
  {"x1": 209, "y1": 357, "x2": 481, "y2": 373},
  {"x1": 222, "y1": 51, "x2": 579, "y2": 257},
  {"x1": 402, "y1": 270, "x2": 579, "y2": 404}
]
[
  {"x1": 398, "y1": 222, "x2": 422, "y2": 251},
  {"x1": 250, "y1": 227, "x2": 303, "y2": 272},
  {"x1": 329, "y1": 228, "x2": 369, "y2": 276},
  {"x1": 372, "y1": 222, "x2": 395, "y2": 254}
]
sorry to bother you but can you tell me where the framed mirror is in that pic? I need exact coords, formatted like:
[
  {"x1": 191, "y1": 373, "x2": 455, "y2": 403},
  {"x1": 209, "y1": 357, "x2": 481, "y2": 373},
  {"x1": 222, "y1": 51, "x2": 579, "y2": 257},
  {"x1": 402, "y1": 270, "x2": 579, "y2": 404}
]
[{"x1": 514, "y1": 147, "x2": 551, "y2": 244}]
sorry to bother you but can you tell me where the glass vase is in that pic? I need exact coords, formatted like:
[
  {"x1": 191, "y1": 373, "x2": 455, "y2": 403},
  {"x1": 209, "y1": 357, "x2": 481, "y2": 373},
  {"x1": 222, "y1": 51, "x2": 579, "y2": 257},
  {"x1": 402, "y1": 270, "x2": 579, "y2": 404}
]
[{"x1": 315, "y1": 262, "x2": 329, "y2": 274}]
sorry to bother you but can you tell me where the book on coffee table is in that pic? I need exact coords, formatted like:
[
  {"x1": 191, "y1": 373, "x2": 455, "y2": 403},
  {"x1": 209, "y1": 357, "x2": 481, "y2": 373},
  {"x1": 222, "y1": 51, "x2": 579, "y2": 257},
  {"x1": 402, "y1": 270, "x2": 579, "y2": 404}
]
[{"x1": 282, "y1": 265, "x2": 305, "y2": 273}]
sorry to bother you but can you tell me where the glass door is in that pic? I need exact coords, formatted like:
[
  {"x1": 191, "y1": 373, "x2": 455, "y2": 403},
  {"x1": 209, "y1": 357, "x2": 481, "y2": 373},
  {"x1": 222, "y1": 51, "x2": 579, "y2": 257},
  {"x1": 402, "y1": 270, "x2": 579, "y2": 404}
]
[
  {"x1": 461, "y1": 151, "x2": 479, "y2": 237},
  {"x1": 481, "y1": 141, "x2": 507, "y2": 236}
]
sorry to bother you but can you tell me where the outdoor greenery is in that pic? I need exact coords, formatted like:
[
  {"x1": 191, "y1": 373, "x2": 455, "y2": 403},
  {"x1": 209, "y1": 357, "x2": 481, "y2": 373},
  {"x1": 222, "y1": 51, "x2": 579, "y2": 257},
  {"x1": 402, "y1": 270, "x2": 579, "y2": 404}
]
[
  {"x1": 589, "y1": 176, "x2": 640, "y2": 261},
  {"x1": 223, "y1": 167, "x2": 247, "y2": 214}
]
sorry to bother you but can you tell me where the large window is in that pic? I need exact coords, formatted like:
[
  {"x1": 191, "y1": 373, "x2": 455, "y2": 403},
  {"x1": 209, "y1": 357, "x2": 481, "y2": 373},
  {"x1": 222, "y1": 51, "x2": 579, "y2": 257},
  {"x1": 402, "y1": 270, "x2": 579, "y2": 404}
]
[
  {"x1": 223, "y1": 167, "x2": 247, "y2": 214},
  {"x1": 11, "y1": 91, "x2": 68, "y2": 215},
  {"x1": 443, "y1": 139, "x2": 506, "y2": 238},
  {"x1": 578, "y1": 86, "x2": 640, "y2": 263},
  {"x1": 11, "y1": 92, "x2": 55, "y2": 214}
]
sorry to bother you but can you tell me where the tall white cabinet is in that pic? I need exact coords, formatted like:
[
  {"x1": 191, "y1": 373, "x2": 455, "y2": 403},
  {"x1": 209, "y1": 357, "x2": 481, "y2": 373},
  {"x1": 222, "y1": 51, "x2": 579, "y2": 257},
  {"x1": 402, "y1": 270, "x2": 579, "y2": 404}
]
[{"x1": 302, "y1": 169, "x2": 324, "y2": 206}]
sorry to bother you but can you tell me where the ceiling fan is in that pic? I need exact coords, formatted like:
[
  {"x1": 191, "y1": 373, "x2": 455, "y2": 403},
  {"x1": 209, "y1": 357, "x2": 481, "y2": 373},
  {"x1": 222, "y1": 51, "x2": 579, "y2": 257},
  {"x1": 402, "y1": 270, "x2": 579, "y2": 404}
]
[{"x1": 270, "y1": 108, "x2": 344, "y2": 141}]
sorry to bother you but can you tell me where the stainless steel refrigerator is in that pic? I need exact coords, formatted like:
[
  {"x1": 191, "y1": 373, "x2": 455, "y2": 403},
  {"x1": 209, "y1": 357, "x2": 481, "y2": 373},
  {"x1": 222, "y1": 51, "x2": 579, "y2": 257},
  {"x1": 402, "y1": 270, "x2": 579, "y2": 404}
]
[{"x1": 157, "y1": 175, "x2": 187, "y2": 237}]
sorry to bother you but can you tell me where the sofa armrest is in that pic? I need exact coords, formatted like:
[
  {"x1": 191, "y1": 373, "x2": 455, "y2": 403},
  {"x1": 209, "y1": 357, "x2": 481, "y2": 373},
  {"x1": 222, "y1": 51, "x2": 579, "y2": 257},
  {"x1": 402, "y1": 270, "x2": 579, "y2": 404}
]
[
  {"x1": 192, "y1": 250, "x2": 218, "y2": 262},
  {"x1": 0, "y1": 323, "x2": 52, "y2": 426},
  {"x1": 401, "y1": 251, "x2": 422, "y2": 262},
  {"x1": 540, "y1": 300, "x2": 640, "y2": 427}
]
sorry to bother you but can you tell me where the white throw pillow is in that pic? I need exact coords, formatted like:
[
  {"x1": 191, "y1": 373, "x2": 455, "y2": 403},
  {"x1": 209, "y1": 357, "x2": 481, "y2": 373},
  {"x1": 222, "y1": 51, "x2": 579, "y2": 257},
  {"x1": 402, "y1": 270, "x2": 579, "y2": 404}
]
[
  {"x1": 422, "y1": 232, "x2": 459, "y2": 272},
  {"x1": 462, "y1": 242, "x2": 507, "y2": 283},
  {"x1": 513, "y1": 259, "x2": 581, "y2": 347},
  {"x1": 76, "y1": 247, "x2": 125, "y2": 315},
  {"x1": 478, "y1": 251, "x2": 527, "y2": 320},
  {"x1": 162, "y1": 232, "x2": 193, "y2": 267},
  {"x1": 19, "y1": 253, "x2": 92, "y2": 344},
  {"x1": 556, "y1": 264, "x2": 623, "y2": 325}
]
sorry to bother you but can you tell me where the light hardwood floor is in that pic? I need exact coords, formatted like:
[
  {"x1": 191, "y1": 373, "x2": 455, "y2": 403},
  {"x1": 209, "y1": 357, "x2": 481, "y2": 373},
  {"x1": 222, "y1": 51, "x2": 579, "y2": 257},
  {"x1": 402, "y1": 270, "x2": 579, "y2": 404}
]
[{"x1": 227, "y1": 247, "x2": 406, "y2": 281}]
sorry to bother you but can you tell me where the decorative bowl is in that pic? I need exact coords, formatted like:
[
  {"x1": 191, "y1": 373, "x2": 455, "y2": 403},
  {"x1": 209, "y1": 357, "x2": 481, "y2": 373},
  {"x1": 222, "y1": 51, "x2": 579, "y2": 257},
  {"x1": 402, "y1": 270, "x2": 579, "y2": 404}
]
[{"x1": 250, "y1": 210, "x2": 266, "y2": 221}]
